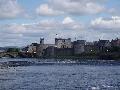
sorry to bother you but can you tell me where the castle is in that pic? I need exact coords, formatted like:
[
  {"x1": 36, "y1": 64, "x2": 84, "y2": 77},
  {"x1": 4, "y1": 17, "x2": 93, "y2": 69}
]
[{"x1": 25, "y1": 37, "x2": 120, "y2": 58}]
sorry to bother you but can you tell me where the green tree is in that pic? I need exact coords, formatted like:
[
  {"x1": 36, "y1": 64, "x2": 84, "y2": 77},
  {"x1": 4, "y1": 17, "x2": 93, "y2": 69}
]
[{"x1": 7, "y1": 48, "x2": 20, "y2": 52}]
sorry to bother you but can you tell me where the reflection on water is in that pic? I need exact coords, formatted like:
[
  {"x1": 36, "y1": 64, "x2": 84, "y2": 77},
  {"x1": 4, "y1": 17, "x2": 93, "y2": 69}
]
[{"x1": 0, "y1": 59, "x2": 120, "y2": 90}]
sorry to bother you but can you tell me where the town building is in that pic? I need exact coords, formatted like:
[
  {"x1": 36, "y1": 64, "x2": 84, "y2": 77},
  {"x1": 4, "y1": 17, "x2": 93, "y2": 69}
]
[
  {"x1": 111, "y1": 38, "x2": 120, "y2": 47},
  {"x1": 85, "y1": 45, "x2": 99, "y2": 53},
  {"x1": 27, "y1": 43, "x2": 38, "y2": 54},
  {"x1": 97, "y1": 39, "x2": 111, "y2": 52}
]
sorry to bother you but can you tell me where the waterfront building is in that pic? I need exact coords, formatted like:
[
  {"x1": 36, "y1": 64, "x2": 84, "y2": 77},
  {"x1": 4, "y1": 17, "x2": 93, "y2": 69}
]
[
  {"x1": 111, "y1": 38, "x2": 120, "y2": 47},
  {"x1": 55, "y1": 38, "x2": 72, "y2": 48},
  {"x1": 26, "y1": 38, "x2": 115, "y2": 58},
  {"x1": 97, "y1": 40, "x2": 111, "y2": 51},
  {"x1": 85, "y1": 45, "x2": 99, "y2": 53},
  {"x1": 20, "y1": 37, "x2": 120, "y2": 58},
  {"x1": 36, "y1": 38, "x2": 73, "y2": 57},
  {"x1": 27, "y1": 43, "x2": 38, "y2": 53}
]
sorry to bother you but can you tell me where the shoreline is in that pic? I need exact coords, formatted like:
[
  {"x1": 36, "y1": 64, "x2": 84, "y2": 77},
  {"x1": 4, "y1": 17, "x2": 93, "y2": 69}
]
[
  {"x1": 0, "y1": 58, "x2": 120, "y2": 67},
  {"x1": 0, "y1": 56, "x2": 120, "y2": 60}
]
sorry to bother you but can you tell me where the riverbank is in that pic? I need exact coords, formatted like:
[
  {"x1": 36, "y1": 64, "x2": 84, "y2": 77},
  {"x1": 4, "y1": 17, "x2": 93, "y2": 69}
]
[
  {"x1": 41, "y1": 52, "x2": 120, "y2": 60},
  {"x1": 0, "y1": 58, "x2": 120, "y2": 68},
  {"x1": 1, "y1": 51, "x2": 120, "y2": 60}
]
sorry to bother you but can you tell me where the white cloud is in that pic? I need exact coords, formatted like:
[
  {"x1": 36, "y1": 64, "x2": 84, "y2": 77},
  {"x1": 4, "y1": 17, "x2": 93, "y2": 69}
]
[
  {"x1": 107, "y1": 8, "x2": 120, "y2": 15},
  {"x1": 62, "y1": 17, "x2": 74, "y2": 24},
  {"x1": 62, "y1": 16, "x2": 84, "y2": 30},
  {"x1": 35, "y1": 0, "x2": 108, "y2": 16},
  {"x1": 91, "y1": 16, "x2": 120, "y2": 32},
  {"x1": 36, "y1": 0, "x2": 119, "y2": 16},
  {"x1": 0, "y1": 17, "x2": 85, "y2": 46},
  {"x1": 36, "y1": 4, "x2": 63, "y2": 16},
  {"x1": 0, "y1": 0, "x2": 24, "y2": 19},
  {"x1": 48, "y1": 0, "x2": 105, "y2": 15},
  {"x1": 0, "y1": 16, "x2": 120, "y2": 46}
]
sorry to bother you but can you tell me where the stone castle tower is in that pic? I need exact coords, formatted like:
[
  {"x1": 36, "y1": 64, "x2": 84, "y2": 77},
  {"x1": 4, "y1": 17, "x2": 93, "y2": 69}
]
[
  {"x1": 55, "y1": 38, "x2": 72, "y2": 48},
  {"x1": 40, "y1": 38, "x2": 44, "y2": 44},
  {"x1": 73, "y1": 40, "x2": 86, "y2": 55}
]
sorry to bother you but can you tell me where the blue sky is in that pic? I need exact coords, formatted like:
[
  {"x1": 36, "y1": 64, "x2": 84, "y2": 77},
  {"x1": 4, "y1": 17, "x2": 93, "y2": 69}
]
[{"x1": 0, "y1": 0, "x2": 120, "y2": 46}]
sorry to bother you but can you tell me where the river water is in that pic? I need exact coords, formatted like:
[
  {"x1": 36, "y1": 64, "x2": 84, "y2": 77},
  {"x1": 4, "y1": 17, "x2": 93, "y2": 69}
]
[{"x1": 0, "y1": 59, "x2": 120, "y2": 90}]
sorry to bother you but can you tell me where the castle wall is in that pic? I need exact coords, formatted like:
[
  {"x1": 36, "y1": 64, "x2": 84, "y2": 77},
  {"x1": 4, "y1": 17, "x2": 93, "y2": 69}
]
[
  {"x1": 73, "y1": 40, "x2": 86, "y2": 55},
  {"x1": 36, "y1": 44, "x2": 55, "y2": 57},
  {"x1": 74, "y1": 45, "x2": 85, "y2": 55},
  {"x1": 44, "y1": 46, "x2": 55, "y2": 57},
  {"x1": 55, "y1": 48, "x2": 73, "y2": 56}
]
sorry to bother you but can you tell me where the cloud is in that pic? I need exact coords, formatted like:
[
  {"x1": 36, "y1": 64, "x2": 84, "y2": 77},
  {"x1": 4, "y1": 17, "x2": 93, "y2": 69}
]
[
  {"x1": 107, "y1": 8, "x2": 120, "y2": 15},
  {"x1": 48, "y1": 0, "x2": 105, "y2": 15},
  {"x1": 0, "y1": 17, "x2": 85, "y2": 46},
  {"x1": 35, "y1": 0, "x2": 106, "y2": 16},
  {"x1": 1, "y1": 16, "x2": 120, "y2": 46},
  {"x1": 36, "y1": 4, "x2": 63, "y2": 16},
  {"x1": 36, "y1": 0, "x2": 119, "y2": 16},
  {"x1": 0, "y1": 0, "x2": 24, "y2": 19},
  {"x1": 91, "y1": 16, "x2": 120, "y2": 32},
  {"x1": 62, "y1": 16, "x2": 84, "y2": 30},
  {"x1": 62, "y1": 17, "x2": 74, "y2": 24},
  {"x1": 1, "y1": 16, "x2": 84, "y2": 32}
]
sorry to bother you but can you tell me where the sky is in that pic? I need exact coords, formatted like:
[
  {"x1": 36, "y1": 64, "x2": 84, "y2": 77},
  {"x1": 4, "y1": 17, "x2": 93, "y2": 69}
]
[{"x1": 0, "y1": 0, "x2": 120, "y2": 46}]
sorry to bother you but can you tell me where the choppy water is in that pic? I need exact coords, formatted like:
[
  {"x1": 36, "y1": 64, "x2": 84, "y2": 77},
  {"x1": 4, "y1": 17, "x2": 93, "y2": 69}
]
[{"x1": 0, "y1": 59, "x2": 120, "y2": 90}]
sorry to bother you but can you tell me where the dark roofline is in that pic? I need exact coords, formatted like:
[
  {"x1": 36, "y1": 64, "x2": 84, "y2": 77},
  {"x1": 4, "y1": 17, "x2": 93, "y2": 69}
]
[{"x1": 55, "y1": 38, "x2": 71, "y2": 40}]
